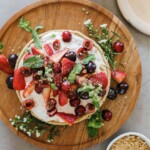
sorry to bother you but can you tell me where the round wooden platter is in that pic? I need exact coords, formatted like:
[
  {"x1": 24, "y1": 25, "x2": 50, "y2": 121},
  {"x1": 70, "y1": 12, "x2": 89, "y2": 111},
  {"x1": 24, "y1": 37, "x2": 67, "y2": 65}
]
[{"x1": 0, "y1": 0, "x2": 142, "y2": 150}]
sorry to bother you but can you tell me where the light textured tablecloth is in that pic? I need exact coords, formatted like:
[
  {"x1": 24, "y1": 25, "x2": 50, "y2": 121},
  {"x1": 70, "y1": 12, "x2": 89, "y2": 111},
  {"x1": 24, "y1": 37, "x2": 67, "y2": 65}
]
[{"x1": 0, "y1": 0, "x2": 150, "y2": 150}]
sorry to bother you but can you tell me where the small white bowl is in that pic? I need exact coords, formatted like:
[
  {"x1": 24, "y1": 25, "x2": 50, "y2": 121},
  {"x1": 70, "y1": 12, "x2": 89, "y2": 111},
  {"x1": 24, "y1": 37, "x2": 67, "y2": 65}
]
[{"x1": 106, "y1": 132, "x2": 150, "y2": 150}]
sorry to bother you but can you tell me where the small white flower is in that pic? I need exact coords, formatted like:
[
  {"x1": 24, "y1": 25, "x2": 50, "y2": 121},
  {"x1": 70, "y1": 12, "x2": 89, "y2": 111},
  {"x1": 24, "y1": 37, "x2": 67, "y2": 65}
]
[
  {"x1": 19, "y1": 126, "x2": 23, "y2": 130},
  {"x1": 15, "y1": 115, "x2": 18, "y2": 118},
  {"x1": 84, "y1": 19, "x2": 92, "y2": 26},
  {"x1": 23, "y1": 118, "x2": 27, "y2": 122},
  {"x1": 23, "y1": 128, "x2": 27, "y2": 132},
  {"x1": 36, "y1": 130, "x2": 41, "y2": 137},
  {"x1": 17, "y1": 116, "x2": 20, "y2": 119},
  {"x1": 11, "y1": 122, "x2": 15, "y2": 126},
  {"x1": 47, "y1": 139, "x2": 53, "y2": 143},
  {"x1": 20, "y1": 106, "x2": 23, "y2": 110},
  {"x1": 100, "y1": 24, "x2": 107, "y2": 28},
  {"x1": 98, "y1": 39, "x2": 107, "y2": 44},
  {"x1": 27, "y1": 132, "x2": 31, "y2": 137},
  {"x1": 9, "y1": 118, "x2": 12, "y2": 122}
]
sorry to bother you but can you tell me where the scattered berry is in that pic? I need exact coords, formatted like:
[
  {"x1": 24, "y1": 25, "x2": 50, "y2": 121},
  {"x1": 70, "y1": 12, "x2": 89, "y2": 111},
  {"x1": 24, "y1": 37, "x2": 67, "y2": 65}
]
[
  {"x1": 6, "y1": 76, "x2": 14, "y2": 89},
  {"x1": 62, "y1": 31, "x2": 72, "y2": 42},
  {"x1": 107, "y1": 88, "x2": 117, "y2": 100},
  {"x1": 8, "y1": 54, "x2": 18, "y2": 68},
  {"x1": 113, "y1": 41, "x2": 124, "y2": 53},
  {"x1": 102, "y1": 109, "x2": 112, "y2": 121}
]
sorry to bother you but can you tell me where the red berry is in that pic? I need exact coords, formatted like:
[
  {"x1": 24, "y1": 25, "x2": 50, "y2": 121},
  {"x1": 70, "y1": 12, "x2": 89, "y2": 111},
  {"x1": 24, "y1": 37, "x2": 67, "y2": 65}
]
[
  {"x1": 77, "y1": 48, "x2": 88, "y2": 60},
  {"x1": 53, "y1": 73, "x2": 62, "y2": 89},
  {"x1": 89, "y1": 72, "x2": 108, "y2": 89},
  {"x1": 86, "y1": 103, "x2": 95, "y2": 113},
  {"x1": 75, "y1": 105, "x2": 86, "y2": 116},
  {"x1": 53, "y1": 62, "x2": 61, "y2": 73},
  {"x1": 58, "y1": 91, "x2": 68, "y2": 106},
  {"x1": 47, "y1": 107, "x2": 57, "y2": 117},
  {"x1": 111, "y1": 70, "x2": 126, "y2": 83},
  {"x1": 21, "y1": 67, "x2": 32, "y2": 77},
  {"x1": 102, "y1": 109, "x2": 112, "y2": 121},
  {"x1": 44, "y1": 44, "x2": 53, "y2": 56},
  {"x1": 46, "y1": 98, "x2": 57, "y2": 112},
  {"x1": 22, "y1": 99, "x2": 34, "y2": 110},
  {"x1": 62, "y1": 31, "x2": 72, "y2": 42},
  {"x1": 67, "y1": 91, "x2": 78, "y2": 100},
  {"x1": 53, "y1": 39, "x2": 61, "y2": 50},
  {"x1": 62, "y1": 81, "x2": 70, "y2": 92},
  {"x1": 113, "y1": 41, "x2": 124, "y2": 53},
  {"x1": 61, "y1": 58, "x2": 75, "y2": 76},
  {"x1": 52, "y1": 90, "x2": 59, "y2": 97},
  {"x1": 70, "y1": 99, "x2": 81, "y2": 107},
  {"x1": 35, "y1": 83, "x2": 43, "y2": 94},
  {"x1": 83, "y1": 39, "x2": 93, "y2": 50}
]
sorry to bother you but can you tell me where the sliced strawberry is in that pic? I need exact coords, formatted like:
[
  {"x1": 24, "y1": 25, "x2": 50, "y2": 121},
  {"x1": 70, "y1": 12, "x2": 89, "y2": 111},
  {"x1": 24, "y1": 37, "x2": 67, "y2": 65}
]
[
  {"x1": 58, "y1": 91, "x2": 68, "y2": 106},
  {"x1": 62, "y1": 81, "x2": 70, "y2": 92},
  {"x1": 57, "y1": 112, "x2": 77, "y2": 126},
  {"x1": 23, "y1": 81, "x2": 35, "y2": 98},
  {"x1": 0, "y1": 54, "x2": 14, "y2": 75},
  {"x1": 44, "y1": 44, "x2": 53, "y2": 56},
  {"x1": 23, "y1": 53, "x2": 34, "y2": 61},
  {"x1": 42, "y1": 87, "x2": 51, "y2": 103},
  {"x1": 61, "y1": 58, "x2": 75, "y2": 76},
  {"x1": 52, "y1": 90, "x2": 58, "y2": 97},
  {"x1": 31, "y1": 45, "x2": 45, "y2": 57},
  {"x1": 89, "y1": 72, "x2": 108, "y2": 89},
  {"x1": 53, "y1": 73, "x2": 62, "y2": 89},
  {"x1": 13, "y1": 67, "x2": 26, "y2": 90},
  {"x1": 50, "y1": 48, "x2": 69, "y2": 63},
  {"x1": 77, "y1": 48, "x2": 88, "y2": 60},
  {"x1": 111, "y1": 70, "x2": 126, "y2": 83}
]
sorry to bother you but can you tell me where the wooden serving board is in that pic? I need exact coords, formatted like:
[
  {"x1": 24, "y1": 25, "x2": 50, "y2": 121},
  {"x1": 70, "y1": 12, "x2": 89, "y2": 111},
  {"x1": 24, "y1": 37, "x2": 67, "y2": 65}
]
[{"x1": 0, "y1": 0, "x2": 142, "y2": 150}]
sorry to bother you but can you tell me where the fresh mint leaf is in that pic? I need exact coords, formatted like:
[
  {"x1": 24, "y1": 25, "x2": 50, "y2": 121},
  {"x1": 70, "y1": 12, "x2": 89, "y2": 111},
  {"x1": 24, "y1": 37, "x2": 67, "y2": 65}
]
[
  {"x1": 50, "y1": 83, "x2": 58, "y2": 90},
  {"x1": 87, "y1": 110, "x2": 104, "y2": 138},
  {"x1": 68, "y1": 63, "x2": 82, "y2": 83},
  {"x1": 32, "y1": 29, "x2": 42, "y2": 49},
  {"x1": 77, "y1": 84, "x2": 95, "y2": 93},
  {"x1": 23, "y1": 55, "x2": 44, "y2": 68},
  {"x1": 19, "y1": 17, "x2": 31, "y2": 32},
  {"x1": 83, "y1": 54, "x2": 96, "y2": 64},
  {"x1": 19, "y1": 17, "x2": 43, "y2": 49},
  {"x1": 92, "y1": 95, "x2": 100, "y2": 109}
]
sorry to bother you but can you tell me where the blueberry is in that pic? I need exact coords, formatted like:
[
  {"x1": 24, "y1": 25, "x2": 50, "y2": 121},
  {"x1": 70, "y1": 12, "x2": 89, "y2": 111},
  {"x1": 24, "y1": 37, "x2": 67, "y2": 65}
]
[
  {"x1": 6, "y1": 76, "x2": 14, "y2": 89},
  {"x1": 107, "y1": 88, "x2": 117, "y2": 100},
  {"x1": 8, "y1": 54, "x2": 18, "y2": 68}
]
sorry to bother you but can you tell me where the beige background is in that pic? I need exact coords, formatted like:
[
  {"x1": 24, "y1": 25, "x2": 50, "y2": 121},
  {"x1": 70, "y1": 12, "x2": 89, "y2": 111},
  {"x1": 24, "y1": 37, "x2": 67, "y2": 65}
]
[{"x1": 0, "y1": 0, "x2": 150, "y2": 150}]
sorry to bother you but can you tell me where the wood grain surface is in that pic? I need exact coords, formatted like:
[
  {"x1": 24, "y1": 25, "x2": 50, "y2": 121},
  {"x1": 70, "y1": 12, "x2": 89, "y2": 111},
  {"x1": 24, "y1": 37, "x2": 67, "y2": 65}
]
[{"x1": 0, "y1": 0, "x2": 142, "y2": 150}]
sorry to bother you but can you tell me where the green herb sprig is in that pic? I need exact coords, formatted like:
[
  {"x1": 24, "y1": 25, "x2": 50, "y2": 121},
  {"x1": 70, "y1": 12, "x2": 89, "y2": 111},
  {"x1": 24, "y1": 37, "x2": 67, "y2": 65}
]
[
  {"x1": 0, "y1": 42, "x2": 4, "y2": 54},
  {"x1": 87, "y1": 110, "x2": 104, "y2": 138},
  {"x1": 84, "y1": 20, "x2": 121, "y2": 69},
  {"x1": 68, "y1": 63, "x2": 82, "y2": 83},
  {"x1": 23, "y1": 55, "x2": 44, "y2": 68},
  {"x1": 19, "y1": 17, "x2": 43, "y2": 49},
  {"x1": 9, "y1": 111, "x2": 60, "y2": 142}
]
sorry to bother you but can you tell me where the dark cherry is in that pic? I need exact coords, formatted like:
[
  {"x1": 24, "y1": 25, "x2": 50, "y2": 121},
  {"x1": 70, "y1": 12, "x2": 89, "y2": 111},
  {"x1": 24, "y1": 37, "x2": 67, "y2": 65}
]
[
  {"x1": 46, "y1": 98, "x2": 57, "y2": 112},
  {"x1": 8, "y1": 54, "x2": 18, "y2": 68},
  {"x1": 77, "y1": 48, "x2": 88, "y2": 60},
  {"x1": 62, "y1": 31, "x2": 72, "y2": 42},
  {"x1": 53, "y1": 63, "x2": 61, "y2": 73},
  {"x1": 6, "y1": 76, "x2": 14, "y2": 89},
  {"x1": 70, "y1": 99, "x2": 81, "y2": 107},
  {"x1": 78, "y1": 91, "x2": 89, "y2": 100},
  {"x1": 67, "y1": 91, "x2": 78, "y2": 100},
  {"x1": 113, "y1": 41, "x2": 124, "y2": 53},
  {"x1": 22, "y1": 67, "x2": 32, "y2": 77},
  {"x1": 98, "y1": 89, "x2": 106, "y2": 97},
  {"x1": 33, "y1": 73, "x2": 41, "y2": 81},
  {"x1": 86, "y1": 61, "x2": 96, "y2": 73},
  {"x1": 47, "y1": 107, "x2": 57, "y2": 117},
  {"x1": 86, "y1": 103, "x2": 95, "y2": 113},
  {"x1": 35, "y1": 84, "x2": 43, "y2": 94},
  {"x1": 64, "y1": 51, "x2": 76, "y2": 62},
  {"x1": 116, "y1": 82, "x2": 129, "y2": 95},
  {"x1": 22, "y1": 99, "x2": 35, "y2": 110},
  {"x1": 75, "y1": 105, "x2": 86, "y2": 116},
  {"x1": 53, "y1": 39, "x2": 61, "y2": 50},
  {"x1": 83, "y1": 39, "x2": 93, "y2": 50},
  {"x1": 107, "y1": 88, "x2": 117, "y2": 100},
  {"x1": 102, "y1": 109, "x2": 112, "y2": 121},
  {"x1": 31, "y1": 67, "x2": 44, "y2": 73}
]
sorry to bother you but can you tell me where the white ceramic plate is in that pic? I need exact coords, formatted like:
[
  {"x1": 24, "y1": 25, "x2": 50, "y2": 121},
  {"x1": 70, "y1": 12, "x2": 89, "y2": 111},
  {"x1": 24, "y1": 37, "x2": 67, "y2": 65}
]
[
  {"x1": 106, "y1": 132, "x2": 150, "y2": 150},
  {"x1": 117, "y1": 0, "x2": 150, "y2": 36}
]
